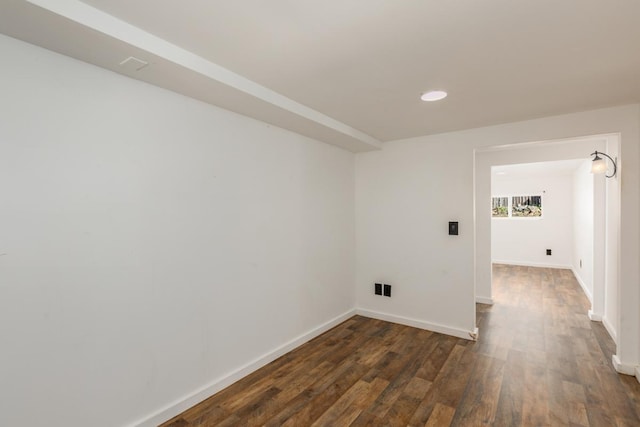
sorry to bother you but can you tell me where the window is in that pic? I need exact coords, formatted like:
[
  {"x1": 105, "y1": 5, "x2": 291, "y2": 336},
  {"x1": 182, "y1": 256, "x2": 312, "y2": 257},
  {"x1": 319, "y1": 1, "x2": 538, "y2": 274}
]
[
  {"x1": 492, "y1": 194, "x2": 543, "y2": 218},
  {"x1": 511, "y1": 195, "x2": 542, "y2": 217},
  {"x1": 491, "y1": 197, "x2": 509, "y2": 217}
]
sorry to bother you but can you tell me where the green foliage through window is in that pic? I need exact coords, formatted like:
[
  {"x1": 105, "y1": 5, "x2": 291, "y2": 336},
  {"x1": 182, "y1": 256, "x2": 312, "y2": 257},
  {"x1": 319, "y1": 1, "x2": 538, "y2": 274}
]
[{"x1": 491, "y1": 197, "x2": 509, "y2": 217}]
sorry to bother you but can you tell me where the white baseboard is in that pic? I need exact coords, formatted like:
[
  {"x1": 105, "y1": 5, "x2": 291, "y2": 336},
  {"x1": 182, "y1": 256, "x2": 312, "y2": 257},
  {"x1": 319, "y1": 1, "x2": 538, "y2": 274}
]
[
  {"x1": 355, "y1": 308, "x2": 478, "y2": 341},
  {"x1": 492, "y1": 260, "x2": 572, "y2": 269},
  {"x1": 636, "y1": 366, "x2": 640, "y2": 384},
  {"x1": 602, "y1": 316, "x2": 617, "y2": 344},
  {"x1": 470, "y1": 327, "x2": 479, "y2": 341},
  {"x1": 612, "y1": 354, "x2": 637, "y2": 376},
  {"x1": 133, "y1": 307, "x2": 479, "y2": 426},
  {"x1": 130, "y1": 309, "x2": 356, "y2": 427},
  {"x1": 476, "y1": 296, "x2": 494, "y2": 305},
  {"x1": 571, "y1": 268, "x2": 593, "y2": 303},
  {"x1": 588, "y1": 310, "x2": 603, "y2": 321}
]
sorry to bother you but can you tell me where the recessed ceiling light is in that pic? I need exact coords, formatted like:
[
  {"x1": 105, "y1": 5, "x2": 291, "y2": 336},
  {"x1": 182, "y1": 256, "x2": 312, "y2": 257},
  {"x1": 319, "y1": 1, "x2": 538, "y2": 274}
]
[{"x1": 420, "y1": 90, "x2": 447, "y2": 102}]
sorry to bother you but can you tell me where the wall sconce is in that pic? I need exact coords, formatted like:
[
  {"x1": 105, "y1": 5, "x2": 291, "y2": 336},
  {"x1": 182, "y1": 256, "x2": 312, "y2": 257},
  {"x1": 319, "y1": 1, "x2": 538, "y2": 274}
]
[{"x1": 590, "y1": 151, "x2": 617, "y2": 178}]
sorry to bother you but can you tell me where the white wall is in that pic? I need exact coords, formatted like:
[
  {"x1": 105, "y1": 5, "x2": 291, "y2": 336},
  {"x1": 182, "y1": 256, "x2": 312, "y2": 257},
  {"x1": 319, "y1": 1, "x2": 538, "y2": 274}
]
[
  {"x1": 637, "y1": 108, "x2": 640, "y2": 368},
  {"x1": 604, "y1": 138, "x2": 620, "y2": 345},
  {"x1": 492, "y1": 171, "x2": 574, "y2": 268},
  {"x1": 572, "y1": 160, "x2": 595, "y2": 301},
  {"x1": 355, "y1": 139, "x2": 476, "y2": 338},
  {"x1": 357, "y1": 104, "x2": 639, "y2": 375},
  {"x1": 0, "y1": 35, "x2": 356, "y2": 427},
  {"x1": 1, "y1": 35, "x2": 639, "y2": 427}
]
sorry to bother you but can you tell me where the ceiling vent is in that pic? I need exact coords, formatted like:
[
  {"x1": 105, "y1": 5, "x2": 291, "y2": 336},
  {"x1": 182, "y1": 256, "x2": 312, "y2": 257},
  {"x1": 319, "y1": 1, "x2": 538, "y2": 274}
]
[{"x1": 119, "y1": 56, "x2": 149, "y2": 72}]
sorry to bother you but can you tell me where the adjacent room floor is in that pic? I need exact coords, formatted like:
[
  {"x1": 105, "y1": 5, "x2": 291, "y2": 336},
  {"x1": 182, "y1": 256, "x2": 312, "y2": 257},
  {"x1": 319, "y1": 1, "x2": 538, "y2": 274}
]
[{"x1": 162, "y1": 265, "x2": 640, "y2": 426}]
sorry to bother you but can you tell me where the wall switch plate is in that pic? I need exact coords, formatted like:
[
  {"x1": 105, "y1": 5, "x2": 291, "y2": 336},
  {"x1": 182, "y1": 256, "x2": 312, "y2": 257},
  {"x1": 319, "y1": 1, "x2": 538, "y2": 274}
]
[
  {"x1": 449, "y1": 222, "x2": 459, "y2": 235},
  {"x1": 374, "y1": 283, "x2": 382, "y2": 295},
  {"x1": 546, "y1": 249, "x2": 552, "y2": 256},
  {"x1": 383, "y1": 284, "x2": 391, "y2": 297}
]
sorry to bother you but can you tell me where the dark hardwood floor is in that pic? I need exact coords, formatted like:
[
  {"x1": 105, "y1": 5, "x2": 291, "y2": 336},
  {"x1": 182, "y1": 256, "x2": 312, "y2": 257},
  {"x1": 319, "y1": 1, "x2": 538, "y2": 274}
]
[{"x1": 161, "y1": 265, "x2": 640, "y2": 426}]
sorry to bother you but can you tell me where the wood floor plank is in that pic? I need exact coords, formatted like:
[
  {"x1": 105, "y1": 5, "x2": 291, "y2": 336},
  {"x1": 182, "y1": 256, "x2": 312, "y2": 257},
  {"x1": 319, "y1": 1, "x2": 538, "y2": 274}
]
[
  {"x1": 363, "y1": 346, "x2": 433, "y2": 419},
  {"x1": 379, "y1": 376, "x2": 432, "y2": 426},
  {"x1": 415, "y1": 334, "x2": 458, "y2": 381},
  {"x1": 546, "y1": 367, "x2": 570, "y2": 425},
  {"x1": 309, "y1": 379, "x2": 371, "y2": 426},
  {"x1": 277, "y1": 362, "x2": 368, "y2": 426},
  {"x1": 424, "y1": 402, "x2": 455, "y2": 427},
  {"x1": 493, "y1": 349, "x2": 525, "y2": 426},
  {"x1": 331, "y1": 377, "x2": 389, "y2": 426},
  {"x1": 450, "y1": 354, "x2": 504, "y2": 425},
  {"x1": 407, "y1": 343, "x2": 474, "y2": 426},
  {"x1": 160, "y1": 265, "x2": 640, "y2": 427},
  {"x1": 348, "y1": 410, "x2": 383, "y2": 427},
  {"x1": 562, "y1": 380, "x2": 590, "y2": 426}
]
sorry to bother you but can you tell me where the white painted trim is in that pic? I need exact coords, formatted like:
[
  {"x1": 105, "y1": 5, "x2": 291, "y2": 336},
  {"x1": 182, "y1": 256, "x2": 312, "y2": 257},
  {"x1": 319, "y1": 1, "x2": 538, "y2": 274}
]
[
  {"x1": 476, "y1": 296, "x2": 494, "y2": 305},
  {"x1": 492, "y1": 260, "x2": 572, "y2": 269},
  {"x1": 571, "y1": 268, "x2": 593, "y2": 303},
  {"x1": 129, "y1": 309, "x2": 356, "y2": 427},
  {"x1": 635, "y1": 366, "x2": 640, "y2": 384},
  {"x1": 602, "y1": 316, "x2": 618, "y2": 344},
  {"x1": 470, "y1": 327, "x2": 479, "y2": 341},
  {"x1": 355, "y1": 308, "x2": 477, "y2": 341},
  {"x1": 612, "y1": 354, "x2": 637, "y2": 376},
  {"x1": 474, "y1": 133, "x2": 619, "y2": 153},
  {"x1": 588, "y1": 310, "x2": 603, "y2": 322}
]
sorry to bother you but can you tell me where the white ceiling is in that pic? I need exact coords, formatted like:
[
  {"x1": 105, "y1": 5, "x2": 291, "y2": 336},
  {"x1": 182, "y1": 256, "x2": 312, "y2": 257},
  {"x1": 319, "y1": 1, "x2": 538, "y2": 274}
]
[
  {"x1": 2, "y1": 0, "x2": 640, "y2": 152},
  {"x1": 493, "y1": 159, "x2": 587, "y2": 180}
]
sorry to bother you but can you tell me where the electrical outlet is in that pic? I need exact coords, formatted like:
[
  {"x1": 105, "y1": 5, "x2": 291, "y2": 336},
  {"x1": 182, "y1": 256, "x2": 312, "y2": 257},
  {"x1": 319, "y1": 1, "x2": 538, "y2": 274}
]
[
  {"x1": 546, "y1": 249, "x2": 552, "y2": 256},
  {"x1": 374, "y1": 283, "x2": 382, "y2": 295},
  {"x1": 383, "y1": 284, "x2": 391, "y2": 297},
  {"x1": 449, "y1": 221, "x2": 459, "y2": 235}
]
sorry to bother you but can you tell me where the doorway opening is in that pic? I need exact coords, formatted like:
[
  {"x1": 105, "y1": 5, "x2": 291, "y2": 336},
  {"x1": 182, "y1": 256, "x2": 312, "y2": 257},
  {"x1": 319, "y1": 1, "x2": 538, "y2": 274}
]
[{"x1": 474, "y1": 134, "x2": 620, "y2": 348}]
